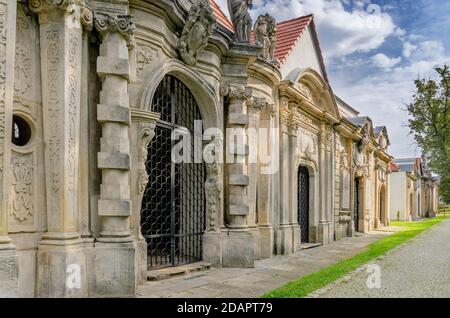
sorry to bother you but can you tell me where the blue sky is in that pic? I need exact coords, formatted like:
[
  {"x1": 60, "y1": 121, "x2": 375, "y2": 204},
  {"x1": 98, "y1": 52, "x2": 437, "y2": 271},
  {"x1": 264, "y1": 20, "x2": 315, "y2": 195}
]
[{"x1": 217, "y1": 0, "x2": 450, "y2": 158}]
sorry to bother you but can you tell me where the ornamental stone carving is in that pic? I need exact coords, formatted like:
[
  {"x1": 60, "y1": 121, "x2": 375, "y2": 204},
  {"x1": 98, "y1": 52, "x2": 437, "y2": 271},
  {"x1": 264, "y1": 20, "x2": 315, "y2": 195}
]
[
  {"x1": 205, "y1": 138, "x2": 223, "y2": 233},
  {"x1": 177, "y1": 0, "x2": 216, "y2": 66},
  {"x1": 254, "y1": 13, "x2": 278, "y2": 65},
  {"x1": 138, "y1": 122, "x2": 157, "y2": 196},
  {"x1": 228, "y1": 0, "x2": 253, "y2": 43},
  {"x1": 93, "y1": 12, "x2": 135, "y2": 46},
  {"x1": 220, "y1": 83, "x2": 252, "y2": 100},
  {"x1": 9, "y1": 155, "x2": 33, "y2": 223}
]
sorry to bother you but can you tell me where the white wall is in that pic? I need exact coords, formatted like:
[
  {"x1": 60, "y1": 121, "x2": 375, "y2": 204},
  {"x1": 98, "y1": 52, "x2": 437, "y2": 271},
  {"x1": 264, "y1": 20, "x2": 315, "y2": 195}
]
[
  {"x1": 280, "y1": 26, "x2": 325, "y2": 80},
  {"x1": 389, "y1": 172, "x2": 407, "y2": 221}
]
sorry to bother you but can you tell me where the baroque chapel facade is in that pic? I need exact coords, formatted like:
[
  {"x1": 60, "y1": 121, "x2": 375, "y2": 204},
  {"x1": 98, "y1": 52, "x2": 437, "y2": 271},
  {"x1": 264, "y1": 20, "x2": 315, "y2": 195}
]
[{"x1": 0, "y1": 0, "x2": 393, "y2": 297}]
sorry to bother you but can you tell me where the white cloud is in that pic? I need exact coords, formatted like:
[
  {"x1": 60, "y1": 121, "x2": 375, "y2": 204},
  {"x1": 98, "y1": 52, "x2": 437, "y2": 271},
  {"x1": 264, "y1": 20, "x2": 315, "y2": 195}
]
[
  {"x1": 333, "y1": 39, "x2": 450, "y2": 158},
  {"x1": 402, "y1": 42, "x2": 417, "y2": 58},
  {"x1": 371, "y1": 53, "x2": 402, "y2": 69}
]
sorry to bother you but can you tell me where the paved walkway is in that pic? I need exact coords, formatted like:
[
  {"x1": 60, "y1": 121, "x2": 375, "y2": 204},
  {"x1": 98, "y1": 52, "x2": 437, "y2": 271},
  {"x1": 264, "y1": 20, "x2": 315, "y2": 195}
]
[
  {"x1": 316, "y1": 218, "x2": 450, "y2": 298},
  {"x1": 137, "y1": 229, "x2": 395, "y2": 298}
]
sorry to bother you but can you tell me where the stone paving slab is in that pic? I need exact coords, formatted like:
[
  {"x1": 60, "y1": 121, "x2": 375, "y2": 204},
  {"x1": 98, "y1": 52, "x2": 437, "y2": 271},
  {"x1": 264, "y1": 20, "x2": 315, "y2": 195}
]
[
  {"x1": 137, "y1": 229, "x2": 395, "y2": 298},
  {"x1": 315, "y1": 219, "x2": 450, "y2": 298}
]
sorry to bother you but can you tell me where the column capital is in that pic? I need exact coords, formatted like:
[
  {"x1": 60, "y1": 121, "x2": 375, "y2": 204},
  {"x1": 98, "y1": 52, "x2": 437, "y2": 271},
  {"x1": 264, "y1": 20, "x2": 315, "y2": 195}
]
[
  {"x1": 28, "y1": 0, "x2": 94, "y2": 30},
  {"x1": 220, "y1": 82, "x2": 252, "y2": 100},
  {"x1": 93, "y1": 12, "x2": 135, "y2": 47}
]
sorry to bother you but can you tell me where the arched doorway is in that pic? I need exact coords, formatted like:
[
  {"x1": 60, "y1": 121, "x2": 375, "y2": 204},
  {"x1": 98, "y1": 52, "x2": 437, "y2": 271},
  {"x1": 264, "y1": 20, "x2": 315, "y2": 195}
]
[
  {"x1": 354, "y1": 178, "x2": 361, "y2": 232},
  {"x1": 298, "y1": 166, "x2": 310, "y2": 243},
  {"x1": 141, "y1": 75, "x2": 206, "y2": 269}
]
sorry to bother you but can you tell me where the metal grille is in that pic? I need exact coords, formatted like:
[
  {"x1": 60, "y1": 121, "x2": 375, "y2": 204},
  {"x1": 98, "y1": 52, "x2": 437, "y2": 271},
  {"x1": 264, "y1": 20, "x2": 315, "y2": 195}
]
[
  {"x1": 354, "y1": 178, "x2": 360, "y2": 232},
  {"x1": 298, "y1": 166, "x2": 310, "y2": 243},
  {"x1": 141, "y1": 75, "x2": 206, "y2": 270}
]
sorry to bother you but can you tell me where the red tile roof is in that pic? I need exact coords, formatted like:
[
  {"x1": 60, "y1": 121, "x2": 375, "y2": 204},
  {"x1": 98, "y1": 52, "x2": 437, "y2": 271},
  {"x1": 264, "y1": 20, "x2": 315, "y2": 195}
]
[
  {"x1": 390, "y1": 162, "x2": 400, "y2": 172},
  {"x1": 210, "y1": 0, "x2": 234, "y2": 32},
  {"x1": 274, "y1": 15, "x2": 313, "y2": 65}
]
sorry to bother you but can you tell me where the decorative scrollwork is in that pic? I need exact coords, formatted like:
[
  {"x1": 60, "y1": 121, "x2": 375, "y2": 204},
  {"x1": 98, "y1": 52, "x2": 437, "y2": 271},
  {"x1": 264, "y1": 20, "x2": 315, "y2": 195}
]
[{"x1": 93, "y1": 12, "x2": 135, "y2": 47}]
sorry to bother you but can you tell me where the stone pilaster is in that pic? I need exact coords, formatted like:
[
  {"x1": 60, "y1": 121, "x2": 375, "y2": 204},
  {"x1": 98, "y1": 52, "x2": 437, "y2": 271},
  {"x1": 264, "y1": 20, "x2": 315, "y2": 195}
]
[
  {"x1": 317, "y1": 123, "x2": 333, "y2": 244},
  {"x1": 0, "y1": 0, "x2": 18, "y2": 298},
  {"x1": 30, "y1": 0, "x2": 88, "y2": 297},
  {"x1": 275, "y1": 101, "x2": 293, "y2": 255},
  {"x1": 220, "y1": 83, "x2": 254, "y2": 268},
  {"x1": 288, "y1": 106, "x2": 301, "y2": 252},
  {"x1": 246, "y1": 97, "x2": 266, "y2": 260},
  {"x1": 130, "y1": 109, "x2": 159, "y2": 284},
  {"x1": 257, "y1": 102, "x2": 276, "y2": 259},
  {"x1": 92, "y1": 11, "x2": 136, "y2": 297}
]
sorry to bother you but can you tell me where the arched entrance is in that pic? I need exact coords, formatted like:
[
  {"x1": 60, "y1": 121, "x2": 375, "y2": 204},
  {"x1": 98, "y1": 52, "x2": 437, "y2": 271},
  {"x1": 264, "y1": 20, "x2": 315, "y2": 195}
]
[
  {"x1": 298, "y1": 166, "x2": 310, "y2": 243},
  {"x1": 141, "y1": 75, "x2": 206, "y2": 269},
  {"x1": 354, "y1": 178, "x2": 361, "y2": 232}
]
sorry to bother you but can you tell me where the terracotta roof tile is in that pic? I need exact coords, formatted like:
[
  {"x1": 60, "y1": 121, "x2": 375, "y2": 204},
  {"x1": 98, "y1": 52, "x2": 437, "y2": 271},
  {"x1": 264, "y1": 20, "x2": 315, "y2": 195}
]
[
  {"x1": 209, "y1": 0, "x2": 234, "y2": 32},
  {"x1": 390, "y1": 162, "x2": 400, "y2": 172}
]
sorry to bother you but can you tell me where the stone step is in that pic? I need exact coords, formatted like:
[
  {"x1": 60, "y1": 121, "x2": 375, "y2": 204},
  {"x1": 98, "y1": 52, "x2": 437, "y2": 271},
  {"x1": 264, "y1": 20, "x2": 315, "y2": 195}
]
[
  {"x1": 300, "y1": 243, "x2": 322, "y2": 250},
  {"x1": 147, "y1": 262, "x2": 212, "y2": 281}
]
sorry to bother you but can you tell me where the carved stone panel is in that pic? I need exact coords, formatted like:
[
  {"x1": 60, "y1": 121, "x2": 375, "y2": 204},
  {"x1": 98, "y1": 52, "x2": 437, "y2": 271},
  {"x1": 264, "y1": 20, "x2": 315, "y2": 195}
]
[
  {"x1": 9, "y1": 151, "x2": 37, "y2": 232},
  {"x1": 297, "y1": 128, "x2": 318, "y2": 163}
]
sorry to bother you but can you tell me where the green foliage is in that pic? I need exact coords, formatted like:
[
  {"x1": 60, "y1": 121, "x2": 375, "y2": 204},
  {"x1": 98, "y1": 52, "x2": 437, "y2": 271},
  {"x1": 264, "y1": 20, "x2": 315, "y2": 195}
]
[
  {"x1": 407, "y1": 66, "x2": 450, "y2": 203},
  {"x1": 262, "y1": 216, "x2": 448, "y2": 298}
]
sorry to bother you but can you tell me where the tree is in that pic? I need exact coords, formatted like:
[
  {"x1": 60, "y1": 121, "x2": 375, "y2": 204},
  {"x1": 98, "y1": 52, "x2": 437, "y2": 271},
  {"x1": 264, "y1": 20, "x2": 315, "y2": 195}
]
[{"x1": 407, "y1": 65, "x2": 450, "y2": 203}]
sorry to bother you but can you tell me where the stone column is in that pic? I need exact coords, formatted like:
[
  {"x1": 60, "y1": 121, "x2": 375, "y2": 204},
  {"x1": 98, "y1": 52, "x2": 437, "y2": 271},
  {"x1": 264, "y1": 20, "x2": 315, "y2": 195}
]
[
  {"x1": 130, "y1": 109, "x2": 159, "y2": 284},
  {"x1": 0, "y1": 0, "x2": 18, "y2": 298},
  {"x1": 220, "y1": 83, "x2": 254, "y2": 268},
  {"x1": 92, "y1": 12, "x2": 136, "y2": 296},
  {"x1": 29, "y1": 0, "x2": 88, "y2": 297}
]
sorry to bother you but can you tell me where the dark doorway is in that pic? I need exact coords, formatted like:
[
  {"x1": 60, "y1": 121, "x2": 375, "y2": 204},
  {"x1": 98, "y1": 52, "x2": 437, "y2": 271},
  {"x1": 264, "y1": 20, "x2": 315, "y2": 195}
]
[
  {"x1": 354, "y1": 178, "x2": 360, "y2": 232},
  {"x1": 141, "y1": 75, "x2": 206, "y2": 270},
  {"x1": 298, "y1": 166, "x2": 310, "y2": 243}
]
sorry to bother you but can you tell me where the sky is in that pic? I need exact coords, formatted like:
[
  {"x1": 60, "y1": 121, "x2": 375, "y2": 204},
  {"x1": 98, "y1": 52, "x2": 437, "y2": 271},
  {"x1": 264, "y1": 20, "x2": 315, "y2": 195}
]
[{"x1": 216, "y1": 0, "x2": 450, "y2": 159}]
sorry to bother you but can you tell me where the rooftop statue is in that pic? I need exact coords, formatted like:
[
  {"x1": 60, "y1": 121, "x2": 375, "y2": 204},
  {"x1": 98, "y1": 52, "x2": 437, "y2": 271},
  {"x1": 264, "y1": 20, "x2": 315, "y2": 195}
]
[
  {"x1": 254, "y1": 13, "x2": 279, "y2": 65},
  {"x1": 228, "y1": 0, "x2": 253, "y2": 43}
]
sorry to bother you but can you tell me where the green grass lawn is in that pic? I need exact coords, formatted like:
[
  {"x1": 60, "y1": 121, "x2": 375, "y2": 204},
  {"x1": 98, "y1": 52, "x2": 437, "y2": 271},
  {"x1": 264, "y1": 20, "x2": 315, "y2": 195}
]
[{"x1": 262, "y1": 216, "x2": 449, "y2": 298}]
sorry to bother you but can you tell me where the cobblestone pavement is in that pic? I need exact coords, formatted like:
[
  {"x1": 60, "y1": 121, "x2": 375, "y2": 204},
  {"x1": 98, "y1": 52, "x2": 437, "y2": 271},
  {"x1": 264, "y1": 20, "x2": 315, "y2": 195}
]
[
  {"x1": 137, "y1": 229, "x2": 395, "y2": 298},
  {"x1": 316, "y1": 219, "x2": 450, "y2": 298}
]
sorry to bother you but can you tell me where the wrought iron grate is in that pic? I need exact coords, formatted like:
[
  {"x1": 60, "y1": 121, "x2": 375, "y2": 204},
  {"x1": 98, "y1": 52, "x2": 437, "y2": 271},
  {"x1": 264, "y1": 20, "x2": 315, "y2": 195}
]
[{"x1": 141, "y1": 75, "x2": 206, "y2": 270}]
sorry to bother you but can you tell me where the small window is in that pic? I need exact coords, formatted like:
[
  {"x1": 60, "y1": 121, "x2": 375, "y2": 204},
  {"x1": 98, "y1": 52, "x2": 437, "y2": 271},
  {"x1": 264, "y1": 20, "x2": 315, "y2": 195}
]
[{"x1": 11, "y1": 115, "x2": 32, "y2": 147}]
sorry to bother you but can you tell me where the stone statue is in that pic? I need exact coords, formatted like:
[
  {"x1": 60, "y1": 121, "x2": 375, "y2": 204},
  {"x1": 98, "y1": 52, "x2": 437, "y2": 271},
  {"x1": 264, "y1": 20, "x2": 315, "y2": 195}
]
[
  {"x1": 228, "y1": 0, "x2": 253, "y2": 43},
  {"x1": 177, "y1": 0, "x2": 216, "y2": 66},
  {"x1": 254, "y1": 13, "x2": 278, "y2": 64}
]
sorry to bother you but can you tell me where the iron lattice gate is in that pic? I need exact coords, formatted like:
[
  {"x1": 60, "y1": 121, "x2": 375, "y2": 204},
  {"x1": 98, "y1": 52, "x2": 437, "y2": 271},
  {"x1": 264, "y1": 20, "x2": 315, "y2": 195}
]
[
  {"x1": 141, "y1": 75, "x2": 206, "y2": 270},
  {"x1": 354, "y1": 178, "x2": 360, "y2": 232},
  {"x1": 298, "y1": 166, "x2": 310, "y2": 243}
]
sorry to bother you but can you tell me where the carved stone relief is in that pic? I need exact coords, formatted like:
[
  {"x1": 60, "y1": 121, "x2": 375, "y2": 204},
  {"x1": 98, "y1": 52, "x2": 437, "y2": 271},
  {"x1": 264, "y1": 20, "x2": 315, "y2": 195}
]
[
  {"x1": 9, "y1": 154, "x2": 34, "y2": 225},
  {"x1": 136, "y1": 45, "x2": 157, "y2": 79},
  {"x1": 340, "y1": 150, "x2": 351, "y2": 211},
  {"x1": 298, "y1": 128, "x2": 318, "y2": 162},
  {"x1": 177, "y1": 0, "x2": 216, "y2": 66},
  {"x1": 205, "y1": 138, "x2": 222, "y2": 233}
]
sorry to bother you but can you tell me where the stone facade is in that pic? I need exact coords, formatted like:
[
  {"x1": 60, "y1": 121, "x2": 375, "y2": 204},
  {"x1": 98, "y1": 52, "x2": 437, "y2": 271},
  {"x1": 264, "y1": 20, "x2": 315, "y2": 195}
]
[{"x1": 0, "y1": 0, "x2": 397, "y2": 297}]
